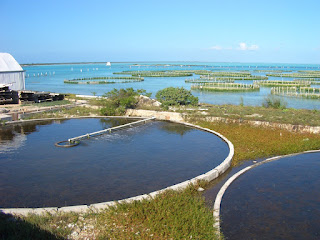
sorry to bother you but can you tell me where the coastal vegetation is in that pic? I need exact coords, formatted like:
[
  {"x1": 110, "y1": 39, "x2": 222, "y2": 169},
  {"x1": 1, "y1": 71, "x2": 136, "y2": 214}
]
[
  {"x1": 262, "y1": 95, "x2": 287, "y2": 109},
  {"x1": 156, "y1": 87, "x2": 198, "y2": 107},
  {"x1": 99, "y1": 88, "x2": 151, "y2": 115},
  {"x1": 183, "y1": 103, "x2": 320, "y2": 126},
  {"x1": 194, "y1": 120, "x2": 320, "y2": 166}
]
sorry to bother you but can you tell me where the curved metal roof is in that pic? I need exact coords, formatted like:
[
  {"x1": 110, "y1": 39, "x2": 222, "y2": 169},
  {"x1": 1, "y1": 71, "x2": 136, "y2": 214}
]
[{"x1": 0, "y1": 53, "x2": 23, "y2": 72}]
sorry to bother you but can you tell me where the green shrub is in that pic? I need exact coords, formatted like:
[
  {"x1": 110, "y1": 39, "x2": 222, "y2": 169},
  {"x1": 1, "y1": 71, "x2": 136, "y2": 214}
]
[
  {"x1": 156, "y1": 87, "x2": 198, "y2": 107},
  {"x1": 99, "y1": 88, "x2": 150, "y2": 116},
  {"x1": 262, "y1": 95, "x2": 287, "y2": 109}
]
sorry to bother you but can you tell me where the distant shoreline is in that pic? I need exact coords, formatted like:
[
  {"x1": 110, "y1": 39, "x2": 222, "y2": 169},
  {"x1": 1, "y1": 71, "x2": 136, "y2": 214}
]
[
  {"x1": 21, "y1": 62, "x2": 109, "y2": 66},
  {"x1": 21, "y1": 61, "x2": 320, "y2": 67}
]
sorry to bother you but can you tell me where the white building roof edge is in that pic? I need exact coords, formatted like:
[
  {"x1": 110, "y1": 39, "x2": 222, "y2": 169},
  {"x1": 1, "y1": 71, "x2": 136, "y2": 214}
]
[{"x1": 0, "y1": 53, "x2": 23, "y2": 72}]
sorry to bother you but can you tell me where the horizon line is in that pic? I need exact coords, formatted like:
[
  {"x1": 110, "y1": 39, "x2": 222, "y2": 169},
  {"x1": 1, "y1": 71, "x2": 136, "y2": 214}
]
[{"x1": 21, "y1": 61, "x2": 320, "y2": 66}]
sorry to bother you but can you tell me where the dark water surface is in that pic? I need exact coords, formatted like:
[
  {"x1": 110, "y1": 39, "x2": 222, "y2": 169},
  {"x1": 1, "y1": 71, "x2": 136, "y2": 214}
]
[
  {"x1": 221, "y1": 152, "x2": 320, "y2": 240},
  {"x1": 0, "y1": 118, "x2": 229, "y2": 208}
]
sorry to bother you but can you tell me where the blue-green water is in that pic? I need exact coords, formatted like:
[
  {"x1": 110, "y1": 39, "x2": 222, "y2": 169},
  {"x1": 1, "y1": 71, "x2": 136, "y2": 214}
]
[
  {"x1": 221, "y1": 152, "x2": 320, "y2": 240},
  {"x1": 23, "y1": 62, "x2": 320, "y2": 109},
  {"x1": 0, "y1": 118, "x2": 229, "y2": 208}
]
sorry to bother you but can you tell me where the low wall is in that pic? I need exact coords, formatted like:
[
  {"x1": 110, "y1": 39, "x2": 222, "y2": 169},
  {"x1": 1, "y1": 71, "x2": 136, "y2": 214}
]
[
  {"x1": 202, "y1": 116, "x2": 320, "y2": 134},
  {"x1": 126, "y1": 109, "x2": 185, "y2": 122},
  {"x1": 0, "y1": 116, "x2": 234, "y2": 216},
  {"x1": 127, "y1": 109, "x2": 320, "y2": 134}
]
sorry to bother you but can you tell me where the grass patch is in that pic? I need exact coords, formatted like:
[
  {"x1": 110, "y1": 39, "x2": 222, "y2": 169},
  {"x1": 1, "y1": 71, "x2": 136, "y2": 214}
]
[
  {"x1": 8, "y1": 183, "x2": 220, "y2": 240},
  {"x1": 97, "y1": 184, "x2": 220, "y2": 239},
  {"x1": 24, "y1": 106, "x2": 100, "y2": 119},
  {"x1": 21, "y1": 100, "x2": 71, "y2": 107},
  {"x1": 184, "y1": 104, "x2": 320, "y2": 126},
  {"x1": 194, "y1": 120, "x2": 320, "y2": 166}
]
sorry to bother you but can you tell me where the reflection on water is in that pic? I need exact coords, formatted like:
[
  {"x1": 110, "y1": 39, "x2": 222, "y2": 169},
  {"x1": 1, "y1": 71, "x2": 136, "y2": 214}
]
[
  {"x1": 0, "y1": 120, "x2": 54, "y2": 153},
  {"x1": 221, "y1": 153, "x2": 320, "y2": 240},
  {"x1": 160, "y1": 122, "x2": 193, "y2": 136},
  {"x1": 0, "y1": 118, "x2": 229, "y2": 208}
]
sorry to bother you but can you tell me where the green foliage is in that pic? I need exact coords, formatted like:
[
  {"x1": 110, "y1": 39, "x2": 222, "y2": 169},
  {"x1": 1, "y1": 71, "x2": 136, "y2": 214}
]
[
  {"x1": 196, "y1": 121, "x2": 320, "y2": 166},
  {"x1": 156, "y1": 87, "x2": 198, "y2": 107},
  {"x1": 97, "y1": 184, "x2": 220, "y2": 239},
  {"x1": 239, "y1": 97, "x2": 244, "y2": 107},
  {"x1": 100, "y1": 88, "x2": 151, "y2": 116},
  {"x1": 262, "y1": 95, "x2": 287, "y2": 109}
]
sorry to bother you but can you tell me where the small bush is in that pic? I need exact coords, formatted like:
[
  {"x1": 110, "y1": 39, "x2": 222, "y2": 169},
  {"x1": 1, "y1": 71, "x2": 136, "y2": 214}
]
[
  {"x1": 100, "y1": 88, "x2": 150, "y2": 116},
  {"x1": 262, "y1": 95, "x2": 287, "y2": 109},
  {"x1": 156, "y1": 87, "x2": 198, "y2": 107}
]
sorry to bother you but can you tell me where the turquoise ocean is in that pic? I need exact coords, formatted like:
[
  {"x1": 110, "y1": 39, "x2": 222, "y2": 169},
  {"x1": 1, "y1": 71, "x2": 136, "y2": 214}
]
[{"x1": 23, "y1": 62, "x2": 320, "y2": 110}]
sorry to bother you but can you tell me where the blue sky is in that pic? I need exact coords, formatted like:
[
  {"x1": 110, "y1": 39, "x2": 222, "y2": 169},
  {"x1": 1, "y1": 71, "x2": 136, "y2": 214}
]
[{"x1": 1, "y1": 0, "x2": 319, "y2": 64}]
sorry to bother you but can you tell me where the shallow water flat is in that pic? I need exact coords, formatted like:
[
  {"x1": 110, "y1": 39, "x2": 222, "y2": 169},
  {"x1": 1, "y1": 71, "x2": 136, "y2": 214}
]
[
  {"x1": 23, "y1": 62, "x2": 320, "y2": 109},
  {"x1": 0, "y1": 118, "x2": 229, "y2": 208},
  {"x1": 221, "y1": 152, "x2": 320, "y2": 240}
]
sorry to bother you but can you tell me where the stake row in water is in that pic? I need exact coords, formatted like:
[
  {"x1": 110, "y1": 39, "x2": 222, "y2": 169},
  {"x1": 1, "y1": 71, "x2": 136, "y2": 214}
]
[
  {"x1": 199, "y1": 75, "x2": 268, "y2": 80},
  {"x1": 185, "y1": 78, "x2": 235, "y2": 83},
  {"x1": 191, "y1": 82, "x2": 260, "y2": 92},
  {"x1": 266, "y1": 73, "x2": 320, "y2": 78},
  {"x1": 254, "y1": 80, "x2": 311, "y2": 87},
  {"x1": 64, "y1": 76, "x2": 144, "y2": 84},
  {"x1": 271, "y1": 87, "x2": 320, "y2": 99}
]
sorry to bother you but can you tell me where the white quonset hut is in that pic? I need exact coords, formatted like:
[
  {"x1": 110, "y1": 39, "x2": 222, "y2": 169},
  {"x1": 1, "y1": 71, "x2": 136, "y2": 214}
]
[{"x1": 0, "y1": 53, "x2": 25, "y2": 90}]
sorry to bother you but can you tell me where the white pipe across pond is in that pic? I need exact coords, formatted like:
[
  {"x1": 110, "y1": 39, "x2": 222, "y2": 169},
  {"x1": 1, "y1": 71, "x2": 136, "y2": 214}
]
[{"x1": 68, "y1": 117, "x2": 156, "y2": 142}]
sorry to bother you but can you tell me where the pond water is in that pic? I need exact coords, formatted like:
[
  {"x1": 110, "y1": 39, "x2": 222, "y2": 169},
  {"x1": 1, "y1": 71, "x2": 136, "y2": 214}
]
[
  {"x1": 23, "y1": 62, "x2": 320, "y2": 109},
  {"x1": 220, "y1": 152, "x2": 320, "y2": 240},
  {"x1": 0, "y1": 118, "x2": 229, "y2": 208}
]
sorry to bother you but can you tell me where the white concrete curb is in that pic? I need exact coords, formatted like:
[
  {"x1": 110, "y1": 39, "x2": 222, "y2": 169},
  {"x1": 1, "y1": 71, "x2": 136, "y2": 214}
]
[
  {"x1": 0, "y1": 117, "x2": 234, "y2": 216},
  {"x1": 213, "y1": 149, "x2": 320, "y2": 236}
]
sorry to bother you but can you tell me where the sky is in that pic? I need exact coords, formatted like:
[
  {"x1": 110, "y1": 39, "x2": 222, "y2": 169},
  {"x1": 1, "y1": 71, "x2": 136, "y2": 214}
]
[{"x1": 1, "y1": 0, "x2": 320, "y2": 64}]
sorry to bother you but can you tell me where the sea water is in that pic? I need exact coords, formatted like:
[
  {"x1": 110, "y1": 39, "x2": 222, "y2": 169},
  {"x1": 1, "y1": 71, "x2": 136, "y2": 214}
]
[{"x1": 23, "y1": 62, "x2": 320, "y2": 109}]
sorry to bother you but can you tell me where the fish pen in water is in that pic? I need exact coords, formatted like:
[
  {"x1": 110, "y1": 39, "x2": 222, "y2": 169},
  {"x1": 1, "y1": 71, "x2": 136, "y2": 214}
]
[
  {"x1": 64, "y1": 76, "x2": 144, "y2": 84},
  {"x1": 254, "y1": 80, "x2": 311, "y2": 87},
  {"x1": 271, "y1": 86, "x2": 320, "y2": 99},
  {"x1": 199, "y1": 75, "x2": 268, "y2": 80},
  {"x1": 185, "y1": 78, "x2": 235, "y2": 83},
  {"x1": 191, "y1": 82, "x2": 260, "y2": 92}
]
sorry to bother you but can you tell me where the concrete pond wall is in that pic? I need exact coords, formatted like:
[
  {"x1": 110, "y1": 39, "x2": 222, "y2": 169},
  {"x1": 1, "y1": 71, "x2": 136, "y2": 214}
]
[{"x1": 0, "y1": 116, "x2": 234, "y2": 216}]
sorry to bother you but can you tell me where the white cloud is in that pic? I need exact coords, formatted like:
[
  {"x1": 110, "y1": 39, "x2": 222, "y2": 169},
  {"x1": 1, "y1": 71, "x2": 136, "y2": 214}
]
[{"x1": 238, "y1": 42, "x2": 259, "y2": 51}]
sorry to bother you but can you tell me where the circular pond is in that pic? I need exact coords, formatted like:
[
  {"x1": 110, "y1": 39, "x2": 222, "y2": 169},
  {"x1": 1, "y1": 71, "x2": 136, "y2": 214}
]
[
  {"x1": 220, "y1": 152, "x2": 320, "y2": 240},
  {"x1": 0, "y1": 118, "x2": 229, "y2": 208}
]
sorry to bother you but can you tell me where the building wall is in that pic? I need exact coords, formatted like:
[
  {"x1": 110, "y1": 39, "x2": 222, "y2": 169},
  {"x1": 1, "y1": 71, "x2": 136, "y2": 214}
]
[{"x1": 0, "y1": 71, "x2": 25, "y2": 90}]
